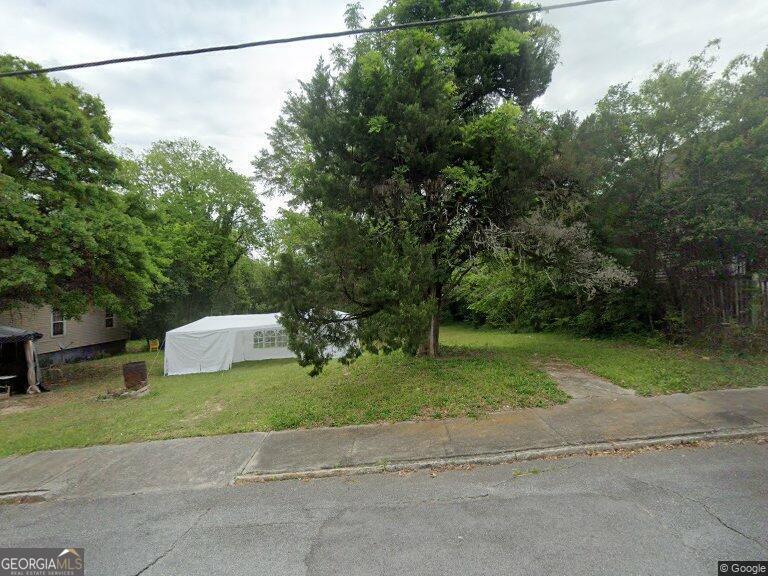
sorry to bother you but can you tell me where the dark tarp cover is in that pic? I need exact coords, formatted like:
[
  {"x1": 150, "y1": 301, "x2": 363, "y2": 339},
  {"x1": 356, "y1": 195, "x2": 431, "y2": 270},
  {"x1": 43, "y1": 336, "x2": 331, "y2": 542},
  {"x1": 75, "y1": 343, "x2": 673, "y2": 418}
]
[{"x1": 0, "y1": 325, "x2": 43, "y2": 344}]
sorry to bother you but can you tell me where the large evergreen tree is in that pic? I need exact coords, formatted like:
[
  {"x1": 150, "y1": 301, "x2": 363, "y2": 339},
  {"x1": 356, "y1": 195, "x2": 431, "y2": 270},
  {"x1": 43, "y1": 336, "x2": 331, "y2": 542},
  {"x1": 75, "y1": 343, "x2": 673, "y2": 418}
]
[{"x1": 255, "y1": 1, "x2": 573, "y2": 373}]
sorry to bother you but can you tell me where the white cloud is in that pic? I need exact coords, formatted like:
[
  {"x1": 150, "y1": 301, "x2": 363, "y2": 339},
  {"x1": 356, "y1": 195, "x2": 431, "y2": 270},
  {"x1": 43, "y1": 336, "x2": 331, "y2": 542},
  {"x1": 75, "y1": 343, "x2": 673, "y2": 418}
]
[
  {"x1": 537, "y1": 0, "x2": 768, "y2": 114},
  {"x1": 2, "y1": 0, "x2": 766, "y2": 217}
]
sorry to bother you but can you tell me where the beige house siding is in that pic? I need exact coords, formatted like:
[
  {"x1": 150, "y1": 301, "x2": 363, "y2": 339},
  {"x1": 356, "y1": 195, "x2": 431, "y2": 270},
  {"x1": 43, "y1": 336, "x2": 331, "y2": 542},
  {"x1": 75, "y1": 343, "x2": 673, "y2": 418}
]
[{"x1": 0, "y1": 304, "x2": 130, "y2": 355}]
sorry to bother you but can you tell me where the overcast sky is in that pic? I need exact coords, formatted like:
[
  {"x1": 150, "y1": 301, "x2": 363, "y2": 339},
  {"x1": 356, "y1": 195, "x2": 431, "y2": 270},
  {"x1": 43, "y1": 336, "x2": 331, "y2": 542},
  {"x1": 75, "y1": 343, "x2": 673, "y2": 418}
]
[{"x1": 2, "y1": 0, "x2": 766, "y2": 216}]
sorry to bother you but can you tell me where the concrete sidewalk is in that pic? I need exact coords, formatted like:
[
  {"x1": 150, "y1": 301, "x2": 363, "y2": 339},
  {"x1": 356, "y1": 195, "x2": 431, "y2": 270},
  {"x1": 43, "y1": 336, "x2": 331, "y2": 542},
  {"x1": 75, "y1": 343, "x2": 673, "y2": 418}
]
[
  {"x1": 238, "y1": 386, "x2": 768, "y2": 481},
  {"x1": 1, "y1": 386, "x2": 767, "y2": 498},
  {"x1": 0, "y1": 433, "x2": 266, "y2": 501}
]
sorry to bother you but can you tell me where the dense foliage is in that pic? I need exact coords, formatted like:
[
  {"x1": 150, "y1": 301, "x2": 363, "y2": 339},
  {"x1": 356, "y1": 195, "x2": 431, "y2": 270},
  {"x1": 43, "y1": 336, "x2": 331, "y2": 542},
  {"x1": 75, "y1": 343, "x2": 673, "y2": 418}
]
[
  {"x1": 457, "y1": 44, "x2": 768, "y2": 343},
  {"x1": 124, "y1": 139, "x2": 266, "y2": 338},
  {"x1": 256, "y1": 0, "x2": 629, "y2": 373},
  {"x1": 0, "y1": 54, "x2": 266, "y2": 334},
  {"x1": 0, "y1": 55, "x2": 163, "y2": 320},
  {"x1": 4, "y1": 20, "x2": 765, "y2": 361}
]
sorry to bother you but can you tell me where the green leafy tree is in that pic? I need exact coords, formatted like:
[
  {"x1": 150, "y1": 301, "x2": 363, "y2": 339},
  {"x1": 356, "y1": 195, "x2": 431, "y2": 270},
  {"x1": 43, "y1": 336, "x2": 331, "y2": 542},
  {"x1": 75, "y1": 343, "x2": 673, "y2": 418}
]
[
  {"x1": 126, "y1": 139, "x2": 265, "y2": 337},
  {"x1": 453, "y1": 112, "x2": 636, "y2": 332},
  {"x1": 381, "y1": 0, "x2": 560, "y2": 111},
  {"x1": 0, "y1": 55, "x2": 163, "y2": 319},
  {"x1": 255, "y1": 1, "x2": 621, "y2": 374},
  {"x1": 576, "y1": 44, "x2": 768, "y2": 335},
  {"x1": 456, "y1": 45, "x2": 768, "y2": 340}
]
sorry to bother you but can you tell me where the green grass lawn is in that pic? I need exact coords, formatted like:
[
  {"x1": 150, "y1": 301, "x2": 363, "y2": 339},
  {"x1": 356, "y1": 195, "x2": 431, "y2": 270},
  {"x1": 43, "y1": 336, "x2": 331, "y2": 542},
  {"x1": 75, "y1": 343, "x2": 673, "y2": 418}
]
[{"x1": 1, "y1": 325, "x2": 766, "y2": 457}]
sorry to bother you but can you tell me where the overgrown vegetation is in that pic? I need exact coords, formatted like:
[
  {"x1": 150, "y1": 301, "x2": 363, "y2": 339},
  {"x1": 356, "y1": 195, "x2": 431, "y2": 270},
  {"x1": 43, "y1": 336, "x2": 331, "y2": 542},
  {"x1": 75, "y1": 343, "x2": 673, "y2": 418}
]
[
  {"x1": 2, "y1": 4, "x2": 767, "y2": 368},
  {"x1": 455, "y1": 44, "x2": 768, "y2": 347},
  {"x1": 122, "y1": 139, "x2": 267, "y2": 338},
  {"x1": 0, "y1": 55, "x2": 163, "y2": 320}
]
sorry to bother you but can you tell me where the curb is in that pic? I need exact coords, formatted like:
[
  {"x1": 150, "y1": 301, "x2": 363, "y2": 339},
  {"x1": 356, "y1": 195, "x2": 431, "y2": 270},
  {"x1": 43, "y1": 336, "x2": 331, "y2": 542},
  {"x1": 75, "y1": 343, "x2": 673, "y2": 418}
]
[{"x1": 234, "y1": 426, "x2": 768, "y2": 483}]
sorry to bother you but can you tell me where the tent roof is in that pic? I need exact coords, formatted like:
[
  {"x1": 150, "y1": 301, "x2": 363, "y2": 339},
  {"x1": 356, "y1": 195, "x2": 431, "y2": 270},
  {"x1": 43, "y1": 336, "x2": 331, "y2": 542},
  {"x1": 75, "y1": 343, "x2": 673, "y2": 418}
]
[
  {"x1": 0, "y1": 325, "x2": 43, "y2": 344},
  {"x1": 167, "y1": 313, "x2": 282, "y2": 335}
]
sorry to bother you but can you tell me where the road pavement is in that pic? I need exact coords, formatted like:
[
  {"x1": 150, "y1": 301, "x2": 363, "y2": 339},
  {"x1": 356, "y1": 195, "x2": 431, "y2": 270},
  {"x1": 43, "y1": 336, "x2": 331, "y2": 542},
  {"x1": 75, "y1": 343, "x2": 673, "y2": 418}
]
[{"x1": 1, "y1": 440, "x2": 765, "y2": 575}]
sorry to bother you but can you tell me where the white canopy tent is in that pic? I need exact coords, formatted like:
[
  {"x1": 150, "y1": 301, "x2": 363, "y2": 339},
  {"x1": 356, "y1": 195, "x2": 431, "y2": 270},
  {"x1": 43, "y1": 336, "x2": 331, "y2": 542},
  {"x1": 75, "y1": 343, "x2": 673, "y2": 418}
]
[{"x1": 164, "y1": 313, "x2": 304, "y2": 376}]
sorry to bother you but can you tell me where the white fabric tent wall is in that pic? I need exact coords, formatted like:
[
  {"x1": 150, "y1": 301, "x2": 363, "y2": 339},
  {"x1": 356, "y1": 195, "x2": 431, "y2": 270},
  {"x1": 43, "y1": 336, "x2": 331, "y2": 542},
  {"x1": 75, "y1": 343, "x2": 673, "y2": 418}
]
[{"x1": 164, "y1": 313, "x2": 298, "y2": 376}]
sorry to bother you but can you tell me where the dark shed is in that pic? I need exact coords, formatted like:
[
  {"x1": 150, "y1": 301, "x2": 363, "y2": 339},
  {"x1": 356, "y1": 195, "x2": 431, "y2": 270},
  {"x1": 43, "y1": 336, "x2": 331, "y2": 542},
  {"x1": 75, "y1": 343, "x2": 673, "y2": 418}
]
[
  {"x1": 0, "y1": 325, "x2": 43, "y2": 344},
  {"x1": 0, "y1": 325, "x2": 43, "y2": 394}
]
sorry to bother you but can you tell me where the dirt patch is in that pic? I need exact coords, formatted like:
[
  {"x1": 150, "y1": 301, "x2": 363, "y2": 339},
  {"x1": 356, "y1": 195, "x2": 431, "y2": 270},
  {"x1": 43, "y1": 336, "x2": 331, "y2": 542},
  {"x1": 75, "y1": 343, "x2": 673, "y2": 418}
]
[
  {"x1": 411, "y1": 405, "x2": 454, "y2": 420},
  {"x1": 0, "y1": 382, "x2": 99, "y2": 412},
  {"x1": 0, "y1": 402, "x2": 34, "y2": 416},
  {"x1": 0, "y1": 493, "x2": 47, "y2": 505},
  {"x1": 180, "y1": 400, "x2": 224, "y2": 424}
]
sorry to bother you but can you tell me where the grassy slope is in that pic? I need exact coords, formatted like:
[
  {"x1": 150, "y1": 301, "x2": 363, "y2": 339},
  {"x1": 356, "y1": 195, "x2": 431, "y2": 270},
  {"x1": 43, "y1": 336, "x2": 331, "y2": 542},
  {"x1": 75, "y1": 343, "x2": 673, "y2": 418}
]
[
  {"x1": 446, "y1": 326, "x2": 768, "y2": 396},
  {"x1": 1, "y1": 325, "x2": 766, "y2": 456}
]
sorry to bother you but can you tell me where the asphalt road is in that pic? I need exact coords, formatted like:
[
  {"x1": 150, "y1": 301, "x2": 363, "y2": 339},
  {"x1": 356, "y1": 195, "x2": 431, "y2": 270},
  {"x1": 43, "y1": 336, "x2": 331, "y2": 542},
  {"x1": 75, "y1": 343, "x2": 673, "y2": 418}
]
[{"x1": 1, "y1": 441, "x2": 766, "y2": 576}]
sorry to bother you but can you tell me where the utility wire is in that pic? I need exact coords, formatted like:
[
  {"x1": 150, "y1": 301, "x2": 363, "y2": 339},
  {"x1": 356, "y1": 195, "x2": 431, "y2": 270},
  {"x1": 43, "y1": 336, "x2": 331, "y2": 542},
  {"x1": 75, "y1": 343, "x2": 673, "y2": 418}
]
[{"x1": 0, "y1": 0, "x2": 618, "y2": 78}]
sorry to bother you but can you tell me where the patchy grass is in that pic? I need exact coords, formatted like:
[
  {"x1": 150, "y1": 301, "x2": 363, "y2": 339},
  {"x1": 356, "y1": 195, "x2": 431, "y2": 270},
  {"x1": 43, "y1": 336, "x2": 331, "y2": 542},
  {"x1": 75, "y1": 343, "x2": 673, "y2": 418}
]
[
  {"x1": 0, "y1": 331, "x2": 564, "y2": 456},
  {"x1": 1, "y1": 325, "x2": 766, "y2": 457},
  {"x1": 443, "y1": 325, "x2": 768, "y2": 396}
]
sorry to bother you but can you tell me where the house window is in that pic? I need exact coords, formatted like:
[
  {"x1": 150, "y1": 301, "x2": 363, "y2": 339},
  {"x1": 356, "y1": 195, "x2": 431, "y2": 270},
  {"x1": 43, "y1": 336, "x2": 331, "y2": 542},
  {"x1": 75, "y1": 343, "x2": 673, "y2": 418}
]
[
  {"x1": 105, "y1": 309, "x2": 114, "y2": 328},
  {"x1": 253, "y1": 330, "x2": 265, "y2": 349},
  {"x1": 51, "y1": 310, "x2": 65, "y2": 336}
]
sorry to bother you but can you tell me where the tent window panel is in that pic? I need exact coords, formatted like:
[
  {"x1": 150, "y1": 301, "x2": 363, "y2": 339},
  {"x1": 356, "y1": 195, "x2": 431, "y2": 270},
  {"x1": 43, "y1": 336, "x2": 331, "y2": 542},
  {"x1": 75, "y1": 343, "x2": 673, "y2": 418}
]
[{"x1": 253, "y1": 328, "x2": 288, "y2": 349}]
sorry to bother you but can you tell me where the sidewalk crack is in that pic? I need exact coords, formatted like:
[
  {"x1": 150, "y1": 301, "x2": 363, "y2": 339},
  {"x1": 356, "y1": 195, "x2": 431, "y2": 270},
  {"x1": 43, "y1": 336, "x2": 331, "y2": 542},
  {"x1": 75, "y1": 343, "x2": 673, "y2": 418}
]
[
  {"x1": 531, "y1": 411, "x2": 568, "y2": 444},
  {"x1": 442, "y1": 421, "x2": 453, "y2": 457},
  {"x1": 39, "y1": 448, "x2": 109, "y2": 490},
  {"x1": 239, "y1": 431, "x2": 272, "y2": 475}
]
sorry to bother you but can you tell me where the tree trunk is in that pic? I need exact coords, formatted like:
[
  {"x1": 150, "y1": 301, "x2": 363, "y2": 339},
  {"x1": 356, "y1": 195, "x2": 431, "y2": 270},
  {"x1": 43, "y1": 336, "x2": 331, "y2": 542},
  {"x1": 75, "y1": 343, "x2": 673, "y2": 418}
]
[
  {"x1": 426, "y1": 312, "x2": 440, "y2": 357},
  {"x1": 419, "y1": 284, "x2": 442, "y2": 357}
]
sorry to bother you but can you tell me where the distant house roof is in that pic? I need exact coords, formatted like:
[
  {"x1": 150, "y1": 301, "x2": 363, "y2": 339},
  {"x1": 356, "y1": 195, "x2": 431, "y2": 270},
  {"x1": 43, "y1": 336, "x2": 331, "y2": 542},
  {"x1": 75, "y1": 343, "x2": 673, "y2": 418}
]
[{"x1": 0, "y1": 325, "x2": 43, "y2": 344}]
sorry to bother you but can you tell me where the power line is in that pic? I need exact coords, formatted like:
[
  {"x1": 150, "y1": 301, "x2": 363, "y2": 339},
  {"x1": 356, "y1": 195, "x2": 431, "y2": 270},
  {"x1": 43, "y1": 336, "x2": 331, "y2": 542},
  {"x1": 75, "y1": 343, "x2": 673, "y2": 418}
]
[{"x1": 0, "y1": 0, "x2": 617, "y2": 79}]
